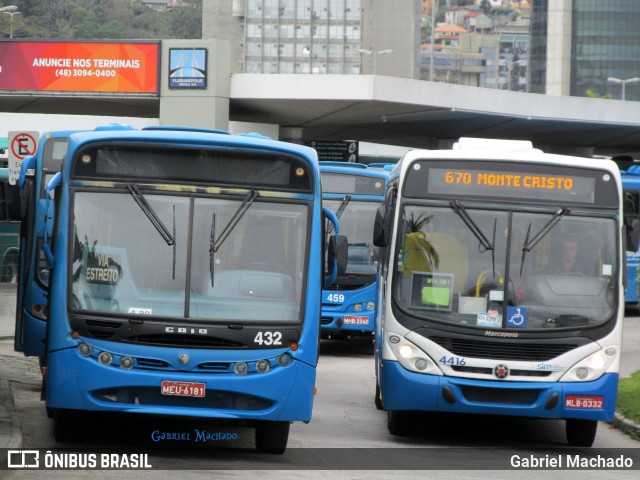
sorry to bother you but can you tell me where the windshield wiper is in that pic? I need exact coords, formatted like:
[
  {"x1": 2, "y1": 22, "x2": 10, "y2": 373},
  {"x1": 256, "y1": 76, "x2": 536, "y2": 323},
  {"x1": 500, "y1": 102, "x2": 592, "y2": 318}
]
[
  {"x1": 519, "y1": 207, "x2": 570, "y2": 276},
  {"x1": 450, "y1": 200, "x2": 493, "y2": 251},
  {"x1": 209, "y1": 190, "x2": 258, "y2": 286},
  {"x1": 326, "y1": 194, "x2": 351, "y2": 236},
  {"x1": 128, "y1": 184, "x2": 176, "y2": 246},
  {"x1": 450, "y1": 200, "x2": 496, "y2": 278},
  {"x1": 128, "y1": 184, "x2": 177, "y2": 280}
]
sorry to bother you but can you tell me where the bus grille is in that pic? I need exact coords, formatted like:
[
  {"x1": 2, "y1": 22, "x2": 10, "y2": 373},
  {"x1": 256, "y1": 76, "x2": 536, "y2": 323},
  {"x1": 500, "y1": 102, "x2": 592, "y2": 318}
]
[
  {"x1": 428, "y1": 336, "x2": 578, "y2": 361},
  {"x1": 451, "y1": 366, "x2": 552, "y2": 377},
  {"x1": 459, "y1": 385, "x2": 542, "y2": 405},
  {"x1": 126, "y1": 335, "x2": 245, "y2": 348}
]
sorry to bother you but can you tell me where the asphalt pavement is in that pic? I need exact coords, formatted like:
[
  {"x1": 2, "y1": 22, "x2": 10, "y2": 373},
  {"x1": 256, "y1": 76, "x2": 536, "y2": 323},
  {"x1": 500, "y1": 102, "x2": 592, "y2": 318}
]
[
  {"x1": 0, "y1": 284, "x2": 21, "y2": 448},
  {"x1": 0, "y1": 283, "x2": 638, "y2": 450}
]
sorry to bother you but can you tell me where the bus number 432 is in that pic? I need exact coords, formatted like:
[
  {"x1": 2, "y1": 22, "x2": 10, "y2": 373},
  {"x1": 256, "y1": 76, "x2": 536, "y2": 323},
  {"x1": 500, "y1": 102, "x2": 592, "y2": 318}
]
[{"x1": 254, "y1": 331, "x2": 283, "y2": 346}]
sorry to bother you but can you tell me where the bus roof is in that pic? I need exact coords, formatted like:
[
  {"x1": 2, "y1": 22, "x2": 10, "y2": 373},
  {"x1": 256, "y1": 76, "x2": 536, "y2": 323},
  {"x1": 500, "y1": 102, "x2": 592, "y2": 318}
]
[
  {"x1": 392, "y1": 140, "x2": 621, "y2": 181},
  {"x1": 319, "y1": 162, "x2": 390, "y2": 178},
  {"x1": 64, "y1": 127, "x2": 320, "y2": 167}
]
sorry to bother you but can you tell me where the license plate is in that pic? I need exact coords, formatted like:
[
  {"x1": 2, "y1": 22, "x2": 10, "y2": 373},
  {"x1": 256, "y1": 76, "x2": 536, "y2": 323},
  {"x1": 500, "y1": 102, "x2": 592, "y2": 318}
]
[
  {"x1": 344, "y1": 315, "x2": 369, "y2": 325},
  {"x1": 565, "y1": 395, "x2": 604, "y2": 409},
  {"x1": 161, "y1": 380, "x2": 206, "y2": 398}
]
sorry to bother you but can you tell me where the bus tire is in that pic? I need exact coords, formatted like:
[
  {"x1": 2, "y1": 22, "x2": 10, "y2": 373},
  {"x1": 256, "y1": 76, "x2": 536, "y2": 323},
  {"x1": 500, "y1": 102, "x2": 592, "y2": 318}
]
[
  {"x1": 2, "y1": 255, "x2": 17, "y2": 283},
  {"x1": 566, "y1": 419, "x2": 598, "y2": 447},
  {"x1": 255, "y1": 421, "x2": 290, "y2": 454},
  {"x1": 387, "y1": 410, "x2": 412, "y2": 436},
  {"x1": 375, "y1": 383, "x2": 383, "y2": 410}
]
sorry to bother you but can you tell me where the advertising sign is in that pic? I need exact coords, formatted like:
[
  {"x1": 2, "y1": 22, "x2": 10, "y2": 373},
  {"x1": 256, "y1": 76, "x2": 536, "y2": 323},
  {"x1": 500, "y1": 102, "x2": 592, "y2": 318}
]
[
  {"x1": 0, "y1": 41, "x2": 159, "y2": 94},
  {"x1": 8, "y1": 130, "x2": 39, "y2": 185},
  {"x1": 169, "y1": 48, "x2": 207, "y2": 89}
]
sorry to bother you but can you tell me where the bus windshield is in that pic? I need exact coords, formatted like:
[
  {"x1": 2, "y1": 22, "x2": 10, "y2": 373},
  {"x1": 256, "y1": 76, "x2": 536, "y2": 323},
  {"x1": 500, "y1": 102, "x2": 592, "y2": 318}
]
[
  {"x1": 324, "y1": 198, "x2": 379, "y2": 275},
  {"x1": 394, "y1": 203, "x2": 617, "y2": 330},
  {"x1": 71, "y1": 189, "x2": 308, "y2": 323}
]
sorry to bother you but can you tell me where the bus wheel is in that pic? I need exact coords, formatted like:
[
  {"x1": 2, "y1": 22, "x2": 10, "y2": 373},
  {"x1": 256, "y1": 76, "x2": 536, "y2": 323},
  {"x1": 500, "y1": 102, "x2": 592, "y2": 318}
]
[
  {"x1": 2, "y1": 256, "x2": 17, "y2": 283},
  {"x1": 374, "y1": 383, "x2": 383, "y2": 410},
  {"x1": 566, "y1": 419, "x2": 598, "y2": 447},
  {"x1": 53, "y1": 409, "x2": 87, "y2": 443},
  {"x1": 255, "y1": 421, "x2": 290, "y2": 454},
  {"x1": 387, "y1": 410, "x2": 412, "y2": 436}
]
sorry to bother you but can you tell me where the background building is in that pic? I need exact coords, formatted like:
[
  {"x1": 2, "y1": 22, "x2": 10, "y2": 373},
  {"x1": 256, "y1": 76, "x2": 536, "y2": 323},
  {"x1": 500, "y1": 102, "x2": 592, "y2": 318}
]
[
  {"x1": 529, "y1": 0, "x2": 640, "y2": 101},
  {"x1": 203, "y1": 0, "x2": 640, "y2": 101},
  {"x1": 203, "y1": 0, "x2": 421, "y2": 78}
]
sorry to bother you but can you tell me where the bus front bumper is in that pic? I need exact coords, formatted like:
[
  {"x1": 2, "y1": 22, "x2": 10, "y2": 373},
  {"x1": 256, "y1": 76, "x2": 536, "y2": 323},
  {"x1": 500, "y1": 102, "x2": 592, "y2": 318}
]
[
  {"x1": 46, "y1": 346, "x2": 316, "y2": 422},
  {"x1": 380, "y1": 360, "x2": 618, "y2": 421}
]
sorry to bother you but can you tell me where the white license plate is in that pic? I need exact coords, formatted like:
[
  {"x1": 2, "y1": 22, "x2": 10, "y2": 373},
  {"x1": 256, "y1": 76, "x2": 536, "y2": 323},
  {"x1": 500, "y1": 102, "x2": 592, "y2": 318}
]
[
  {"x1": 565, "y1": 395, "x2": 604, "y2": 409},
  {"x1": 343, "y1": 316, "x2": 369, "y2": 325},
  {"x1": 161, "y1": 380, "x2": 206, "y2": 398}
]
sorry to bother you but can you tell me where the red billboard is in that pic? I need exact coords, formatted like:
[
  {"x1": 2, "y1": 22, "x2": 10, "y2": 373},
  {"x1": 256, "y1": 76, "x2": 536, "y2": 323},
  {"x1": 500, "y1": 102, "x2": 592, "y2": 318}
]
[{"x1": 0, "y1": 41, "x2": 159, "y2": 94}]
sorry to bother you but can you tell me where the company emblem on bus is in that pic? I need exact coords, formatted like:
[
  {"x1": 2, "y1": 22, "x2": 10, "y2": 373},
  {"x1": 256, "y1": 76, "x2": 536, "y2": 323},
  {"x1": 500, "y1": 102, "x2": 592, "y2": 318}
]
[{"x1": 493, "y1": 364, "x2": 510, "y2": 379}]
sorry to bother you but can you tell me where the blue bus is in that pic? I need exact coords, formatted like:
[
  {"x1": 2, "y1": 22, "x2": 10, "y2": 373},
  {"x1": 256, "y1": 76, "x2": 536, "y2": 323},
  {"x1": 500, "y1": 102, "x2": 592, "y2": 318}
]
[
  {"x1": 319, "y1": 162, "x2": 389, "y2": 338},
  {"x1": 374, "y1": 138, "x2": 626, "y2": 447},
  {"x1": 15, "y1": 130, "x2": 78, "y2": 359},
  {"x1": 620, "y1": 166, "x2": 640, "y2": 306},
  {"x1": 17, "y1": 126, "x2": 344, "y2": 453},
  {"x1": 0, "y1": 167, "x2": 20, "y2": 283},
  {"x1": 15, "y1": 125, "x2": 137, "y2": 360}
]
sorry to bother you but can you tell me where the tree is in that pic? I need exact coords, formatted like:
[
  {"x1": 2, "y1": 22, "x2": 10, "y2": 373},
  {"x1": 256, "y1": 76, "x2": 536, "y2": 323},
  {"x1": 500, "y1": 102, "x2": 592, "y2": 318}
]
[{"x1": 6, "y1": 0, "x2": 202, "y2": 39}]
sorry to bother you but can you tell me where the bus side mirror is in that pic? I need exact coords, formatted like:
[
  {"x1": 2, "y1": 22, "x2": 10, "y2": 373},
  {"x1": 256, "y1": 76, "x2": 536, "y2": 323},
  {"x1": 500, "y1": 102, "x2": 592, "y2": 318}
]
[
  {"x1": 373, "y1": 205, "x2": 391, "y2": 247},
  {"x1": 328, "y1": 235, "x2": 348, "y2": 276},
  {"x1": 626, "y1": 218, "x2": 640, "y2": 253}
]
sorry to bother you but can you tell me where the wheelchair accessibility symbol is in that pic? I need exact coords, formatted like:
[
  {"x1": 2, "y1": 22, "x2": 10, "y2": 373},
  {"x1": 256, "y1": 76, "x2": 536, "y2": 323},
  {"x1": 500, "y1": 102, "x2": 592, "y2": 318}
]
[{"x1": 506, "y1": 307, "x2": 527, "y2": 328}]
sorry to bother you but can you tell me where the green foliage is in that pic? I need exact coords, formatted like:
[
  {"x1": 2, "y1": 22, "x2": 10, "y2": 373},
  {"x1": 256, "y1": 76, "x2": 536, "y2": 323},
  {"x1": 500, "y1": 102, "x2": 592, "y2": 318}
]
[
  {"x1": 585, "y1": 88, "x2": 613, "y2": 100},
  {"x1": 1, "y1": 0, "x2": 202, "y2": 39},
  {"x1": 617, "y1": 370, "x2": 640, "y2": 425}
]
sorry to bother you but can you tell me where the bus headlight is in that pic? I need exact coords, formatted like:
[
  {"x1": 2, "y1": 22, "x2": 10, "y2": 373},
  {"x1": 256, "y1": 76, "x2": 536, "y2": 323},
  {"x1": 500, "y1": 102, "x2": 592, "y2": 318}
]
[
  {"x1": 120, "y1": 356, "x2": 134, "y2": 370},
  {"x1": 78, "y1": 343, "x2": 92, "y2": 357},
  {"x1": 98, "y1": 351, "x2": 113, "y2": 366},
  {"x1": 234, "y1": 362, "x2": 248, "y2": 375},
  {"x1": 353, "y1": 303, "x2": 364, "y2": 312},
  {"x1": 386, "y1": 334, "x2": 441, "y2": 376},
  {"x1": 399, "y1": 345, "x2": 414, "y2": 358},
  {"x1": 366, "y1": 302, "x2": 376, "y2": 311},
  {"x1": 277, "y1": 353, "x2": 291, "y2": 367},
  {"x1": 256, "y1": 360, "x2": 270, "y2": 374},
  {"x1": 560, "y1": 346, "x2": 619, "y2": 382}
]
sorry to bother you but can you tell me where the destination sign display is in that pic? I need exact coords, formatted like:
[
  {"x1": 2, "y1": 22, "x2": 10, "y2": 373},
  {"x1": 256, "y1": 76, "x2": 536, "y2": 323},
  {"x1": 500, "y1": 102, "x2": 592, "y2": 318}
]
[
  {"x1": 321, "y1": 172, "x2": 385, "y2": 195},
  {"x1": 403, "y1": 160, "x2": 618, "y2": 207},
  {"x1": 428, "y1": 168, "x2": 595, "y2": 203}
]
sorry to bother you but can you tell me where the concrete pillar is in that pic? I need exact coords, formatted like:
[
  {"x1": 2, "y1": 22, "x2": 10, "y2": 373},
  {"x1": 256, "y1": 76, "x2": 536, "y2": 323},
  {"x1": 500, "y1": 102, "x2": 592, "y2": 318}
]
[
  {"x1": 546, "y1": 0, "x2": 572, "y2": 97},
  {"x1": 159, "y1": 39, "x2": 231, "y2": 130}
]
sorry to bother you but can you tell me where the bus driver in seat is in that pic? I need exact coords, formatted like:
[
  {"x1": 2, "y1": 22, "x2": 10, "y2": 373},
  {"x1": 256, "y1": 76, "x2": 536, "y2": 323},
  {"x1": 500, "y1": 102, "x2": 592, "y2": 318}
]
[{"x1": 547, "y1": 236, "x2": 594, "y2": 275}]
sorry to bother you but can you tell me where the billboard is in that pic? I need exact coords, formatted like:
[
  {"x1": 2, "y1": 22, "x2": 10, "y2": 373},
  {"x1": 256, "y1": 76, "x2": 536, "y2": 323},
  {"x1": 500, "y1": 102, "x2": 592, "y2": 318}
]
[
  {"x1": 169, "y1": 48, "x2": 207, "y2": 89},
  {"x1": 0, "y1": 41, "x2": 159, "y2": 95}
]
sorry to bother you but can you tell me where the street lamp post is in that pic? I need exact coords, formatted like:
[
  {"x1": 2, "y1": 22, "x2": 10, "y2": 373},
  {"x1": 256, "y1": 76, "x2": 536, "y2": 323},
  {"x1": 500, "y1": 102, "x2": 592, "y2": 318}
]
[
  {"x1": 1, "y1": 5, "x2": 21, "y2": 39},
  {"x1": 358, "y1": 48, "x2": 393, "y2": 75},
  {"x1": 607, "y1": 77, "x2": 640, "y2": 101},
  {"x1": 430, "y1": 0, "x2": 438, "y2": 82}
]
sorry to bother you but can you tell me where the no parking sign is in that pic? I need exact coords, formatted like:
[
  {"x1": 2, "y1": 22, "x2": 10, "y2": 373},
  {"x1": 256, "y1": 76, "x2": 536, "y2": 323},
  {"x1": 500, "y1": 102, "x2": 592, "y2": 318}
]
[{"x1": 8, "y1": 131, "x2": 39, "y2": 185}]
